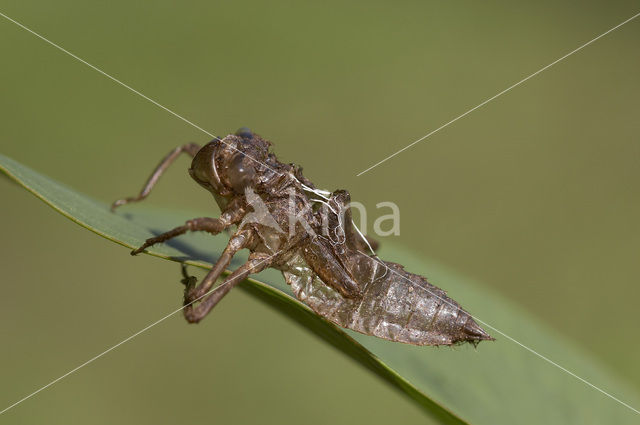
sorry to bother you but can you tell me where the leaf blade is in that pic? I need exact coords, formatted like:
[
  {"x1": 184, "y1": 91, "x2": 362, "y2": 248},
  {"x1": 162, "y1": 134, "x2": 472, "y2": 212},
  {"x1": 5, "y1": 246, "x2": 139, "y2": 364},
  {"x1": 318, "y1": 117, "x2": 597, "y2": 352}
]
[{"x1": 2, "y1": 154, "x2": 639, "y2": 424}]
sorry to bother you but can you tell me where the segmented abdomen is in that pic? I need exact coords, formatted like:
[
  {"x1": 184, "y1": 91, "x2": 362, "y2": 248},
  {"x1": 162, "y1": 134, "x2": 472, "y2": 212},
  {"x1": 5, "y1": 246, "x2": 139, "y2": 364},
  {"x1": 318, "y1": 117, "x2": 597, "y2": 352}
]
[{"x1": 283, "y1": 253, "x2": 491, "y2": 346}]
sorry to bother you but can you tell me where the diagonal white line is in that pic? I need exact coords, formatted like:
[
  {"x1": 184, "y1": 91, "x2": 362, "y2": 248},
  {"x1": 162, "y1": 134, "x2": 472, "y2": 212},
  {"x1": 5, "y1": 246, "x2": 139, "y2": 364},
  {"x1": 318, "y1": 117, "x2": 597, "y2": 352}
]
[
  {"x1": 356, "y1": 11, "x2": 640, "y2": 176},
  {"x1": 0, "y1": 253, "x2": 279, "y2": 416},
  {"x1": 478, "y1": 321, "x2": 640, "y2": 415},
  {"x1": 0, "y1": 11, "x2": 282, "y2": 176}
]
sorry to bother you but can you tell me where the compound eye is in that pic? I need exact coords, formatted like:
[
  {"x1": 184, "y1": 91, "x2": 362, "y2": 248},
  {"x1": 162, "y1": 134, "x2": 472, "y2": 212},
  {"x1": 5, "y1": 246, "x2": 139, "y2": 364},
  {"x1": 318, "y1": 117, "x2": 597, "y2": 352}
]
[
  {"x1": 191, "y1": 151, "x2": 213, "y2": 184},
  {"x1": 226, "y1": 153, "x2": 256, "y2": 192},
  {"x1": 235, "y1": 127, "x2": 254, "y2": 139},
  {"x1": 190, "y1": 160, "x2": 209, "y2": 185},
  {"x1": 189, "y1": 143, "x2": 223, "y2": 191}
]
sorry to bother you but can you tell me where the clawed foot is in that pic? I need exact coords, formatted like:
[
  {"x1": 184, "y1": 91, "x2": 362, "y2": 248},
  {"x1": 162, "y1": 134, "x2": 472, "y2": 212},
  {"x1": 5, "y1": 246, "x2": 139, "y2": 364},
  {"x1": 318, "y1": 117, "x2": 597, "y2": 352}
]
[
  {"x1": 181, "y1": 264, "x2": 198, "y2": 304},
  {"x1": 110, "y1": 198, "x2": 127, "y2": 212},
  {"x1": 130, "y1": 237, "x2": 158, "y2": 256},
  {"x1": 130, "y1": 224, "x2": 191, "y2": 255},
  {"x1": 111, "y1": 196, "x2": 145, "y2": 212}
]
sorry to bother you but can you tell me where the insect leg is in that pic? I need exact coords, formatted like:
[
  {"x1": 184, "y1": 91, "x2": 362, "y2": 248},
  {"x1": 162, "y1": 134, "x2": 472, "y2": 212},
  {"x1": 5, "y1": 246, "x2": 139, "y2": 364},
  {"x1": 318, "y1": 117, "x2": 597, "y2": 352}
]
[
  {"x1": 131, "y1": 198, "x2": 247, "y2": 255},
  {"x1": 182, "y1": 229, "x2": 253, "y2": 302},
  {"x1": 302, "y1": 240, "x2": 362, "y2": 298},
  {"x1": 111, "y1": 142, "x2": 201, "y2": 211},
  {"x1": 131, "y1": 217, "x2": 227, "y2": 255},
  {"x1": 184, "y1": 252, "x2": 273, "y2": 323}
]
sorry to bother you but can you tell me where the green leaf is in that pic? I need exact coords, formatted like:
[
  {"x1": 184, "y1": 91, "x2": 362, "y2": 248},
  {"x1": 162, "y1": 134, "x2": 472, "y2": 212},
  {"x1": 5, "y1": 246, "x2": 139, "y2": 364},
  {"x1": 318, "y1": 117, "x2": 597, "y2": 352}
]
[{"x1": 2, "y1": 154, "x2": 639, "y2": 424}]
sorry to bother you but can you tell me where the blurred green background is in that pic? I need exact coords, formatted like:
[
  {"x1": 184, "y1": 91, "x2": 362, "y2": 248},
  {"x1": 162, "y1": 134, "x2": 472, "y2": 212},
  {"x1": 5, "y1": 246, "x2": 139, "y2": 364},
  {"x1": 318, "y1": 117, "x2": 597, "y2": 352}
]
[{"x1": 1, "y1": 1, "x2": 639, "y2": 424}]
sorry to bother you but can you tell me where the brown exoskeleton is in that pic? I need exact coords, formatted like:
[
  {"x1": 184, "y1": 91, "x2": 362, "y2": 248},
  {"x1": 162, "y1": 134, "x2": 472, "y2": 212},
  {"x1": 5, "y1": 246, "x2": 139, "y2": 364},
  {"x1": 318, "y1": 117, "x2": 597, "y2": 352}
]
[{"x1": 112, "y1": 128, "x2": 493, "y2": 346}]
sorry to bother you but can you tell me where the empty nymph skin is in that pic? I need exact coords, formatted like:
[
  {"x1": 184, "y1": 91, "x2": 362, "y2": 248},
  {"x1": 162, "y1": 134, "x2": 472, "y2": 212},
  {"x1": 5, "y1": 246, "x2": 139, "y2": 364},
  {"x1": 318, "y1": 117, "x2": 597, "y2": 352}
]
[{"x1": 113, "y1": 128, "x2": 493, "y2": 346}]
